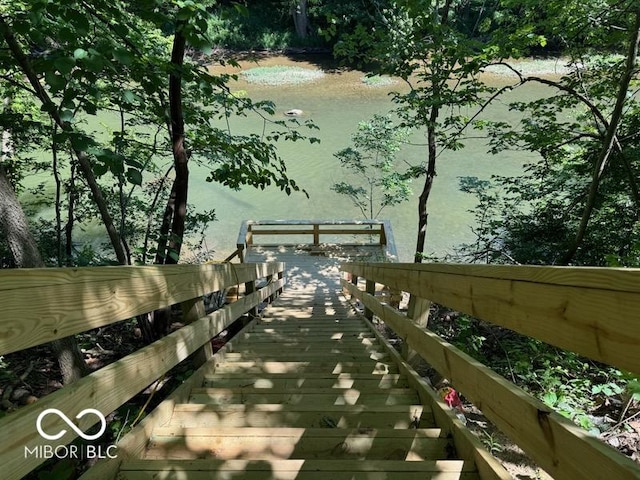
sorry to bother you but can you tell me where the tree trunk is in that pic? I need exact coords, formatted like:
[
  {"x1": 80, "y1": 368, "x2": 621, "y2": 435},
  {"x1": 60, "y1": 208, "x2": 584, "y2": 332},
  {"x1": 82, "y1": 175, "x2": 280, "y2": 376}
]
[
  {"x1": 292, "y1": 0, "x2": 309, "y2": 38},
  {"x1": 413, "y1": 0, "x2": 452, "y2": 263},
  {"x1": 414, "y1": 117, "x2": 438, "y2": 262},
  {"x1": 0, "y1": 16, "x2": 128, "y2": 265},
  {"x1": 146, "y1": 20, "x2": 189, "y2": 340},
  {"x1": 0, "y1": 165, "x2": 87, "y2": 384}
]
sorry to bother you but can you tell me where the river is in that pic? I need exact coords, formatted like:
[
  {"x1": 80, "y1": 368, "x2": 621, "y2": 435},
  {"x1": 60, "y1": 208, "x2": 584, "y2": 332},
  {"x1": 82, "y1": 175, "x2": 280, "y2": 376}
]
[{"x1": 193, "y1": 55, "x2": 547, "y2": 262}]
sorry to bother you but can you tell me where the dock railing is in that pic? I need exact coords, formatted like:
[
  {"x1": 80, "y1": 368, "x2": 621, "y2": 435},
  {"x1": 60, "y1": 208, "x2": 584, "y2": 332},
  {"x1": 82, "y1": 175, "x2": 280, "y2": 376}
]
[
  {"x1": 0, "y1": 262, "x2": 285, "y2": 480},
  {"x1": 340, "y1": 261, "x2": 640, "y2": 480},
  {"x1": 226, "y1": 219, "x2": 398, "y2": 263}
]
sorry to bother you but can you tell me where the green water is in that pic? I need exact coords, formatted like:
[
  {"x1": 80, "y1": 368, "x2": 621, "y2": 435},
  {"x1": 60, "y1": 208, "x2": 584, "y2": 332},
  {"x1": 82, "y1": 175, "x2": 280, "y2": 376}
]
[
  {"x1": 194, "y1": 60, "x2": 544, "y2": 262},
  {"x1": 22, "y1": 57, "x2": 549, "y2": 262}
]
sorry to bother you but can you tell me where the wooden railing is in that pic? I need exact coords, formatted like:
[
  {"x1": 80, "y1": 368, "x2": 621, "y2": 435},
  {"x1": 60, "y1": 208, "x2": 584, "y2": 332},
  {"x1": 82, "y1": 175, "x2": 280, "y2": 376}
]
[
  {"x1": 0, "y1": 262, "x2": 285, "y2": 480},
  {"x1": 340, "y1": 262, "x2": 640, "y2": 480},
  {"x1": 232, "y1": 219, "x2": 398, "y2": 262}
]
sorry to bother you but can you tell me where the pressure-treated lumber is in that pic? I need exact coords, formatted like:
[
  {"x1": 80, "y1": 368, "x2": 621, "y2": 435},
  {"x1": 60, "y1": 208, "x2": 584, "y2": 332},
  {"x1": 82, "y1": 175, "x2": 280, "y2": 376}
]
[
  {"x1": 187, "y1": 386, "x2": 419, "y2": 405},
  {"x1": 202, "y1": 373, "x2": 409, "y2": 389},
  {"x1": 343, "y1": 278, "x2": 640, "y2": 480},
  {"x1": 354, "y1": 293, "x2": 512, "y2": 480},
  {"x1": 118, "y1": 459, "x2": 480, "y2": 480},
  {"x1": 145, "y1": 426, "x2": 450, "y2": 460},
  {"x1": 1, "y1": 277, "x2": 282, "y2": 480},
  {"x1": 211, "y1": 360, "x2": 399, "y2": 374},
  {"x1": 168, "y1": 403, "x2": 432, "y2": 429},
  {"x1": 79, "y1": 306, "x2": 263, "y2": 480},
  {"x1": 0, "y1": 262, "x2": 284, "y2": 354},
  {"x1": 343, "y1": 262, "x2": 640, "y2": 374}
]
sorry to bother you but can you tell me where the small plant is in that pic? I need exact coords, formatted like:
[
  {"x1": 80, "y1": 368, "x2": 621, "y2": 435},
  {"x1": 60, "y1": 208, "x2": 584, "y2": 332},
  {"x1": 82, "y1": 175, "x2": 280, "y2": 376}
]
[
  {"x1": 481, "y1": 431, "x2": 504, "y2": 455},
  {"x1": 361, "y1": 74, "x2": 396, "y2": 87},
  {"x1": 331, "y1": 114, "x2": 411, "y2": 220},
  {"x1": 241, "y1": 66, "x2": 325, "y2": 86}
]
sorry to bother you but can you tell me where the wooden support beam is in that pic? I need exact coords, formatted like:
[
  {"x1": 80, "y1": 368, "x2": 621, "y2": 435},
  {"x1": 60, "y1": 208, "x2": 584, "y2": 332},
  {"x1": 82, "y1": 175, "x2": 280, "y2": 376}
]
[
  {"x1": 403, "y1": 295, "x2": 431, "y2": 364},
  {"x1": 364, "y1": 279, "x2": 375, "y2": 320},
  {"x1": 0, "y1": 262, "x2": 284, "y2": 355},
  {"x1": 181, "y1": 296, "x2": 212, "y2": 366},
  {"x1": 342, "y1": 279, "x2": 640, "y2": 480},
  {"x1": 342, "y1": 262, "x2": 640, "y2": 374},
  {"x1": 0, "y1": 278, "x2": 284, "y2": 480}
]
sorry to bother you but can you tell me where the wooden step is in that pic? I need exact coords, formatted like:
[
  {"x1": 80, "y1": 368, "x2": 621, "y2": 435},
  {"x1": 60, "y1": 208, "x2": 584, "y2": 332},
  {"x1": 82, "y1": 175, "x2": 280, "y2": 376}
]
[
  {"x1": 254, "y1": 324, "x2": 366, "y2": 331},
  {"x1": 230, "y1": 342, "x2": 383, "y2": 353},
  {"x1": 211, "y1": 361, "x2": 398, "y2": 374},
  {"x1": 144, "y1": 427, "x2": 452, "y2": 461},
  {"x1": 169, "y1": 403, "x2": 432, "y2": 429},
  {"x1": 188, "y1": 387, "x2": 419, "y2": 405},
  {"x1": 202, "y1": 373, "x2": 409, "y2": 389},
  {"x1": 238, "y1": 332, "x2": 376, "y2": 342},
  {"x1": 234, "y1": 337, "x2": 380, "y2": 347},
  {"x1": 119, "y1": 459, "x2": 479, "y2": 480},
  {"x1": 258, "y1": 318, "x2": 361, "y2": 324},
  {"x1": 220, "y1": 351, "x2": 390, "y2": 362}
]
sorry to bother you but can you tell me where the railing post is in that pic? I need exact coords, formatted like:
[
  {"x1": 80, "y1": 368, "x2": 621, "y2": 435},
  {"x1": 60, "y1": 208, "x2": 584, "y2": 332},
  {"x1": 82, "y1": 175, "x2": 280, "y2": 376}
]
[
  {"x1": 364, "y1": 279, "x2": 375, "y2": 320},
  {"x1": 313, "y1": 223, "x2": 320, "y2": 245},
  {"x1": 267, "y1": 274, "x2": 274, "y2": 303},
  {"x1": 181, "y1": 296, "x2": 213, "y2": 366},
  {"x1": 402, "y1": 294, "x2": 431, "y2": 364},
  {"x1": 277, "y1": 270, "x2": 284, "y2": 296},
  {"x1": 245, "y1": 279, "x2": 258, "y2": 318},
  {"x1": 350, "y1": 274, "x2": 359, "y2": 299}
]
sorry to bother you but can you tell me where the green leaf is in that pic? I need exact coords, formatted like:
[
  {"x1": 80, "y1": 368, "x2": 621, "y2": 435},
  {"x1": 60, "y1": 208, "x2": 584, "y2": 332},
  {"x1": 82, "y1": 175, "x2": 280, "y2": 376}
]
[
  {"x1": 126, "y1": 168, "x2": 143, "y2": 186},
  {"x1": 92, "y1": 162, "x2": 109, "y2": 176},
  {"x1": 69, "y1": 133, "x2": 96, "y2": 151},
  {"x1": 113, "y1": 48, "x2": 134, "y2": 66},
  {"x1": 85, "y1": 49, "x2": 107, "y2": 72},
  {"x1": 55, "y1": 56, "x2": 75, "y2": 75},
  {"x1": 44, "y1": 71, "x2": 66, "y2": 94},
  {"x1": 59, "y1": 109, "x2": 74, "y2": 122},
  {"x1": 73, "y1": 48, "x2": 88, "y2": 60},
  {"x1": 122, "y1": 90, "x2": 137, "y2": 104}
]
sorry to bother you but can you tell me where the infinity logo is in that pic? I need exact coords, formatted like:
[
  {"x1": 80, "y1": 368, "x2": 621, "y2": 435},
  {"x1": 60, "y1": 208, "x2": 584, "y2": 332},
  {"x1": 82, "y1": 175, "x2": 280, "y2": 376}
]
[{"x1": 36, "y1": 408, "x2": 107, "y2": 441}]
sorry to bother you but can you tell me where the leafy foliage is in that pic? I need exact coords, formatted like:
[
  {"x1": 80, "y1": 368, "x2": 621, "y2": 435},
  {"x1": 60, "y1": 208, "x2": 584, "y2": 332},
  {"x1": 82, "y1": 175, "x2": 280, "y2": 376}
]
[
  {"x1": 0, "y1": 0, "x2": 317, "y2": 266},
  {"x1": 457, "y1": 1, "x2": 640, "y2": 266},
  {"x1": 331, "y1": 114, "x2": 411, "y2": 219}
]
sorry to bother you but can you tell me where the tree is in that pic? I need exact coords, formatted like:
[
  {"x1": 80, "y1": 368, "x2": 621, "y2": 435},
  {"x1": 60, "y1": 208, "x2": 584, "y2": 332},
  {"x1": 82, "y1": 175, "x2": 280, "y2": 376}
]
[
  {"x1": 331, "y1": 0, "x2": 497, "y2": 262},
  {"x1": 0, "y1": 93, "x2": 87, "y2": 384},
  {"x1": 459, "y1": 0, "x2": 640, "y2": 266},
  {"x1": 331, "y1": 114, "x2": 411, "y2": 219},
  {"x1": 292, "y1": 0, "x2": 309, "y2": 38},
  {"x1": 0, "y1": 0, "x2": 316, "y2": 341}
]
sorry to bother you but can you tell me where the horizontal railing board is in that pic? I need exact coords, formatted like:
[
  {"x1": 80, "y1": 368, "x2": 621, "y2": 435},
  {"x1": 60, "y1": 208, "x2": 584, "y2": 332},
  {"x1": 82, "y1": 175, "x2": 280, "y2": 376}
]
[
  {"x1": 248, "y1": 228, "x2": 383, "y2": 235},
  {"x1": 343, "y1": 261, "x2": 640, "y2": 292},
  {"x1": 358, "y1": 294, "x2": 511, "y2": 480},
  {"x1": 343, "y1": 279, "x2": 640, "y2": 480},
  {"x1": 0, "y1": 278, "x2": 283, "y2": 480},
  {"x1": 78, "y1": 306, "x2": 263, "y2": 480},
  {"x1": 341, "y1": 262, "x2": 640, "y2": 374},
  {"x1": 0, "y1": 262, "x2": 284, "y2": 354},
  {"x1": 244, "y1": 220, "x2": 389, "y2": 226}
]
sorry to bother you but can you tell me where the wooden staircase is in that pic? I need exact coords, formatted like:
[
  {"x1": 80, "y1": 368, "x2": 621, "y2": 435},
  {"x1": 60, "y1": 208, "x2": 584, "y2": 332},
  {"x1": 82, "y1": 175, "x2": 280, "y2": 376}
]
[{"x1": 116, "y1": 284, "x2": 481, "y2": 480}]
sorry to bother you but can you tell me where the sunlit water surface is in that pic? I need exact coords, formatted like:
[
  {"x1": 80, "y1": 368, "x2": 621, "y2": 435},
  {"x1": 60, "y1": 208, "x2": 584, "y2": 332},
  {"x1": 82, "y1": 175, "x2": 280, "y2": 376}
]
[{"x1": 195, "y1": 56, "x2": 547, "y2": 261}]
